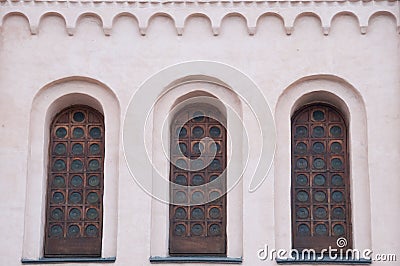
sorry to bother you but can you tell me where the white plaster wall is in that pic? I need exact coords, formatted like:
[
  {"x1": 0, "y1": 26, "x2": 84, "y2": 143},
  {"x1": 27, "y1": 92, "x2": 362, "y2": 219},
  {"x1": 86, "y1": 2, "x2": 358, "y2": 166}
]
[{"x1": 0, "y1": 4, "x2": 399, "y2": 265}]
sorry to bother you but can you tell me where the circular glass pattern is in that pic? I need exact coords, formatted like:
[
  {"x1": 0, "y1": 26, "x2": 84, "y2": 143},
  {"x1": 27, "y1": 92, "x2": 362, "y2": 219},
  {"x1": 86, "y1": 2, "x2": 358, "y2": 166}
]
[
  {"x1": 210, "y1": 142, "x2": 220, "y2": 153},
  {"x1": 295, "y1": 126, "x2": 308, "y2": 138},
  {"x1": 72, "y1": 127, "x2": 84, "y2": 138},
  {"x1": 295, "y1": 142, "x2": 307, "y2": 154},
  {"x1": 297, "y1": 207, "x2": 309, "y2": 219},
  {"x1": 312, "y1": 126, "x2": 325, "y2": 137},
  {"x1": 86, "y1": 225, "x2": 98, "y2": 237},
  {"x1": 192, "y1": 142, "x2": 203, "y2": 154},
  {"x1": 72, "y1": 143, "x2": 83, "y2": 155},
  {"x1": 296, "y1": 158, "x2": 308, "y2": 169},
  {"x1": 51, "y1": 208, "x2": 63, "y2": 220},
  {"x1": 52, "y1": 192, "x2": 65, "y2": 203},
  {"x1": 333, "y1": 224, "x2": 345, "y2": 236},
  {"x1": 297, "y1": 191, "x2": 309, "y2": 202},
  {"x1": 177, "y1": 143, "x2": 187, "y2": 154},
  {"x1": 192, "y1": 175, "x2": 205, "y2": 186},
  {"x1": 192, "y1": 191, "x2": 204, "y2": 203},
  {"x1": 174, "y1": 207, "x2": 186, "y2": 219},
  {"x1": 54, "y1": 143, "x2": 66, "y2": 155},
  {"x1": 89, "y1": 143, "x2": 101, "y2": 155},
  {"x1": 191, "y1": 224, "x2": 203, "y2": 236},
  {"x1": 332, "y1": 175, "x2": 344, "y2": 186},
  {"x1": 209, "y1": 191, "x2": 221, "y2": 201},
  {"x1": 69, "y1": 208, "x2": 81, "y2": 220},
  {"x1": 209, "y1": 175, "x2": 219, "y2": 182},
  {"x1": 331, "y1": 158, "x2": 343, "y2": 170},
  {"x1": 296, "y1": 174, "x2": 308, "y2": 186},
  {"x1": 87, "y1": 192, "x2": 99, "y2": 204},
  {"x1": 330, "y1": 126, "x2": 342, "y2": 137},
  {"x1": 89, "y1": 127, "x2": 101, "y2": 139},
  {"x1": 55, "y1": 127, "x2": 67, "y2": 138},
  {"x1": 298, "y1": 224, "x2": 310, "y2": 236},
  {"x1": 332, "y1": 207, "x2": 345, "y2": 220},
  {"x1": 89, "y1": 159, "x2": 100, "y2": 171},
  {"x1": 314, "y1": 174, "x2": 326, "y2": 186},
  {"x1": 191, "y1": 208, "x2": 204, "y2": 219},
  {"x1": 175, "y1": 191, "x2": 187, "y2": 203},
  {"x1": 71, "y1": 175, "x2": 83, "y2": 187},
  {"x1": 67, "y1": 225, "x2": 80, "y2": 237},
  {"x1": 71, "y1": 159, "x2": 83, "y2": 171},
  {"x1": 331, "y1": 142, "x2": 342, "y2": 153},
  {"x1": 174, "y1": 224, "x2": 186, "y2": 236},
  {"x1": 210, "y1": 159, "x2": 221, "y2": 171},
  {"x1": 192, "y1": 111, "x2": 205, "y2": 122},
  {"x1": 315, "y1": 224, "x2": 328, "y2": 235},
  {"x1": 50, "y1": 225, "x2": 63, "y2": 237},
  {"x1": 87, "y1": 208, "x2": 99, "y2": 220},
  {"x1": 313, "y1": 158, "x2": 325, "y2": 169},
  {"x1": 175, "y1": 175, "x2": 187, "y2": 185},
  {"x1": 314, "y1": 207, "x2": 327, "y2": 219},
  {"x1": 88, "y1": 175, "x2": 100, "y2": 187},
  {"x1": 176, "y1": 159, "x2": 187, "y2": 169},
  {"x1": 73, "y1": 111, "x2": 85, "y2": 122},
  {"x1": 209, "y1": 126, "x2": 221, "y2": 138},
  {"x1": 69, "y1": 192, "x2": 82, "y2": 204},
  {"x1": 177, "y1": 127, "x2": 187, "y2": 138},
  {"x1": 209, "y1": 207, "x2": 221, "y2": 219},
  {"x1": 313, "y1": 110, "x2": 325, "y2": 121},
  {"x1": 332, "y1": 191, "x2": 344, "y2": 202},
  {"x1": 192, "y1": 127, "x2": 204, "y2": 138},
  {"x1": 209, "y1": 224, "x2": 221, "y2": 236},
  {"x1": 52, "y1": 176, "x2": 65, "y2": 188},
  {"x1": 313, "y1": 142, "x2": 325, "y2": 153},
  {"x1": 314, "y1": 191, "x2": 326, "y2": 202},
  {"x1": 53, "y1": 159, "x2": 66, "y2": 171},
  {"x1": 191, "y1": 160, "x2": 204, "y2": 170}
]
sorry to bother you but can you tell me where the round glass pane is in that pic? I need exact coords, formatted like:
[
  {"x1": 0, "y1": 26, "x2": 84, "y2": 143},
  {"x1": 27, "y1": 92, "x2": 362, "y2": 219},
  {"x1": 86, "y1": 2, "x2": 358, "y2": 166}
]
[
  {"x1": 330, "y1": 126, "x2": 342, "y2": 137},
  {"x1": 314, "y1": 191, "x2": 326, "y2": 202},
  {"x1": 313, "y1": 142, "x2": 325, "y2": 153},
  {"x1": 331, "y1": 142, "x2": 342, "y2": 153},
  {"x1": 314, "y1": 207, "x2": 327, "y2": 219},
  {"x1": 177, "y1": 143, "x2": 187, "y2": 154},
  {"x1": 298, "y1": 224, "x2": 310, "y2": 236},
  {"x1": 209, "y1": 175, "x2": 219, "y2": 182},
  {"x1": 67, "y1": 225, "x2": 80, "y2": 237},
  {"x1": 333, "y1": 224, "x2": 345, "y2": 236},
  {"x1": 52, "y1": 176, "x2": 65, "y2": 188},
  {"x1": 69, "y1": 192, "x2": 82, "y2": 204},
  {"x1": 71, "y1": 175, "x2": 83, "y2": 187},
  {"x1": 71, "y1": 159, "x2": 83, "y2": 171},
  {"x1": 332, "y1": 175, "x2": 344, "y2": 186},
  {"x1": 296, "y1": 158, "x2": 308, "y2": 169},
  {"x1": 192, "y1": 175, "x2": 204, "y2": 186},
  {"x1": 332, "y1": 191, "x2": 344, "y2": 202},
  {"x1": 313, "y1": 158, "x2": 325, "y2": 169},
  {"x1": 89, "y1": 159, "x2": 100, "y2": 171},
  {"x1": 296, "y1": 207, "x2": 309, "y2": 219},
  {"x1": 88, "y1": 175, "x2": 100, "y2": 186},
  {"x1": 192, "y1": 142, "x2": 204, "y2": 154},
  {"x1": 72, "y1": 127, "x2": 84, "y2": 138},
  {"x1": 192, "y1": 111, "x2": 205, "y2": 122},
  {"x1": 52, "y1": 192, "x2": 64, "y2": 203},
  {"x1": 51, "y1": 208, "x2": 63, "y2": 220},
  {"x1": 72, "y1": 143, "x2": 83, "y2": 155},
  {"x1": 191, "y1": 224, "x2": 203, "y2": 236},
  {"x1": 175, "y1": 191, "x2": 187, "y2": 203},
  {"x1": 175, "y1": 207, "x2": 186, "y2": 219},
  {"x1": 73, "y1": 111, "x2": 85, "y2": 122},
  {"x1": 55, "y1": 127, "x2": 67, "y2": 138},
  {"x1": 86, "y1": 225, "x2": 98, "y2": 237},
  {"x1": 209, "y1": 126, "x2": 221, "y2": 138},
  {"x1": 332, "y1": 207, "x2": 345, "y2": 219},
  {"x1": 295, "y1": 142, "x2": 307, "y2": 154},
  {"x1": 176, "y1": 159, "x2": 187, "y2": 169},
  {"x1": 87, "y1": 208, "x2": 99, "y2": 220},
  {"x1": 192, "y1": 191, "x2": 204, "y2": 203},
  {"x1": 295, "y1": 126, "x2": 308, "y2": 138},
  {"x1": 174, "y1": 175, "x2": 187, "y2": 185},
  {"x1": 191, "y1": 208, "x2": 204, "y2": 219},
  {"x1": 54, "y1": 143, "x2": 66, "y2": 155},
  {"x1": 89, "y1": 143, "x2": 101, "y2": 155},
  {"x1": 297, "y1": 191, "x2": 309, "y2": 202},
  {"x1": 89, "y1": 127, "x2": 101, "y2": 139},
  {"x1": 209, "y1": 224, "x2": 221, "y2": 236},
  {"x1": 296, "y1": 174, "x2": 308, "y2": 186},
  {"x1": 315, "y1": 224, "x2": 328, "y2": 235},
  {"x1": 191, "y1": 159, "x2": 204, "y2": 170},
  {"x1": 313, "y1": 110, "x2": 325, "y2": 121},
  {"x1": 314, "y1": 174, "x2": 326, "y2": 186},
  {"x1": 209, "y1": 207, "x2": 221, "y2": 219},
  {"x1": 192, "y1": 127, "x2": 204, "y2": 138},
  {"x1": 177, "y1": 127, "x2": 187, "y2": 138},
  {"x1": 69, "y1": 208, "x2": 81, "y2": 220},
  {"x1": 331, "y1": 158, "x2": 343, "y2": 170},
  {"x1": 53, "y1": 159, "x2": 66, "y2": 171},
  {"x1": 210, "y1": 159, "x2": 221, "y2": 171},
  {"x1": 50, "y1": 225, "x2": 63, "y2": 237},
  {"x1": 312, "y1": 126, "x2": 325, "y2": 137},
  {"x1": 174, "y1": 224, "x2": 186, "y2": 236},
  {"x1": 209, "y1": 191, "x2": 221, "y2": 201},
  {"x1": 210, "y1": 142, "x2": 220, "y2": 153},
  {"x1": 87, "y1": 192, "x2": 99, "y2": 204}
]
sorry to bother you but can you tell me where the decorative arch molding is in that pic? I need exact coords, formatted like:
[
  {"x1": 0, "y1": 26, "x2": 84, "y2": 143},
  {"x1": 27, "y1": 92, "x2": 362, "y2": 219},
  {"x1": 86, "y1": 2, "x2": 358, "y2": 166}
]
[
  {"x1": 22, "y1": 77, "x2": 120, "y2": 260},
  {"x1": 274, "y1": 75, "x2": 371, "y2": 253},
  {"x1": 0, "y1": 0, "x2": 398, "y2": 36}
]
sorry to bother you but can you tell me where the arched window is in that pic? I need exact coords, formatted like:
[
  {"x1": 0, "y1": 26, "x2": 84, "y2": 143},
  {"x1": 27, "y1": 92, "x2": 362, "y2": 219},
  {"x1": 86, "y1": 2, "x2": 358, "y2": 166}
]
[
  {"x1": 44, "y1": 105, "x2": 104, "y2": 257},
  {"x1": 291, "y1": 104, "x2": 352, "y2": 251},
  {"x1": 169, "y1": 105, "x2": 227, "y2": 255}
]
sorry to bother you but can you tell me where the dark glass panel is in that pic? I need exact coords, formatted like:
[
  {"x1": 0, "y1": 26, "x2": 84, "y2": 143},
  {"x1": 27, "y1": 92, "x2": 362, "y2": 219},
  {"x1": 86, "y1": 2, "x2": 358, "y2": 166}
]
[
  {"x1": 331, "y1": 158, "x2": 343, "y2": 170},
  {"x1": 191, "y1": 159, "x2": 204, "y2": 170},
  {"x1": 67, "y1": 225, "x2": 80, "y2": 237},
  {"x1": 192, "y1": 127, "x2": 204, "y2": 138},
  {"x1": 176, "y1": 159, "x2": 187, "y2": 169},
  {"x1": 174, "y1": 224, "x2": 186, "y2": 236},
  {"x1": 315, "y1": 224, "x2": 328, "y2": 235},
  {"x1": 69, "y1": 208, "x2": 81, "y2": 220},
  {"x1": 89, "y1": 143, "x2": 101, "y2": 155},
  {"x1": 209, "y1": 191, "x2": 221, "y2": 202},
  {"x1": 314, "y1": 191, "x2": 326, "y2": 202},
  {"x1": 88, "y1": 159, "x2": 100, "y2": 171},
  {"x1": 175, "y1": 207, "x2": 186, "y2": 219},
  {"x1": 332, "y1": 207, "x2": 345, "y2": 220},
  {"x1": 312, "y1": 126, "x2": 325, "y2": 137},
  {"x1": 87, "y1": 192, "x2": 99, "y2": 204},
  {"x1": 295, "y1": 142, "x2": 307, "y2": 154},
  {"x1": 331, "y1": 174, "x2": 344, "y2": 186},
  {"x1": 54, "y1": 143, "x2": 66, "y2": 155},
  {"x1": 313, "y1": 110, "x2": 325, "y2": 121},
  {"x1": 313, "y1": 158, "x2": 325, "y2": 169},
  {"x1": 210, "y1": 159, "x2": 221, "y2": 171},
  {"x1": 69, "y1": 192, "x2": 82, "y2": 204},
  {"x1": 331, "y1": 142, "x2": 342, "y2": 153},
  {"x1": 312, "y1": 142, "x2": 325, "y2": 153},
  {"x1": 298, "y1": 224, "x2": 310, "y2": 236},
  {"x1": 192, "y1": 142, "x2": 204, "y2": 154},
  {"x1": 177, "y1": 127, "x2": 187, "y2": 138},
  {"x1": 73, "y1": 112, "x2": 85, "y2": 122},
  {"x1": 296, "y1": 207, "x2": 309, "y2": 219},
  {"x1": 209, "y1": 207, "x2": 221, "y2": 219},
  {"x1": 297, "y1": 191, "x2": 309, "y2": 202},
  {"x1": 175, "y1": 191, "x2": 187, "y2": 203},
  {"x1": 177, "y1": 143, "x2": 187, "y2": 154},
  {"x1": 314, "y1": 174, "x2": 326, "y2": 186},
  {"x1": 295, "y1": 126, "x2": 308, "y2": 138},
  {"x1": 87, "y1": 208, "x2": 99, "y2": 220},
  {"x1": 192, "y1": 175, "x2": 205, "y2": 186},
  {"x1": 70, "y1": 175, "x2": 83, "y2": 187},
  {"x1": 55, "y1": 127, "x2": 67, "y2": 138},
  {"x1": 191, "y1": 224, "x2": 203, "y2": 236},
  {"x1": 53, "y1": 159, "x2": 66, "y2": 171},
  {"x1": 314, "y1": 207, "x2": 327, "y2": 219},
  {"x1": 89, "y1": 127, "x2": 102, "y2": 139},
  {"x1": 72, "y1": 143, "x2": 83, "y2": 155},
  {"x1": 175, "y1": 175, "x2": 187, "y2": 185},
  {"x1": 71, "y1": 159, "x2": 83, "y2": 171},
  {"x1": 296, "y1": 158, "x2": 308, "y2": 169},
  {"x1": 51, "y1": 208, "x2": 64, "y2": 220},
  {"x1": 192, "y1": 111, "x2": 205, "y2": 122},
  {"x1": 52, "y1": 176, "x2": 65, "y2": 188},
  {"x1": 191, "y1": 191, "x2": 204, "y2": 203},
  {"x1": 332, "y1": 191, "x2": 344, "y2": 203},
  {"x1": 88, "y1": 175, "x2": 100, "y2": 187},
  {"x1": 191, "y1": 208, "x2": 204, "y2": 219},
  {"x1": 209, "y1": 126, "x2": 221, "y2": 138},
  {"x1": 209, "y1": 224, "x2": 221, "y2": 236},
  {"x1": 296, "y1": 174, "x2": 308, "y2": 186},
  {"x1": 52, "y1": 192, "x2": 65, "y2": 203},
  {"x1": 333, "y1": 224, "x2": 345, "y2": 236},
  {"x1": 50, "y1": 225, "x2": 63, "y2": 237},
  {"x1": 85, "y1": 225, "x2": 98, "y2": 237},
  {"x1": 210, "y1": 142, "x2": 220, "y2": 153},
  {"x1": 72, "y1": 127, "x2": 84, "y2": 138},
  {"x1": 330, "y1": 126, "x2": 342, "y2": 137}
]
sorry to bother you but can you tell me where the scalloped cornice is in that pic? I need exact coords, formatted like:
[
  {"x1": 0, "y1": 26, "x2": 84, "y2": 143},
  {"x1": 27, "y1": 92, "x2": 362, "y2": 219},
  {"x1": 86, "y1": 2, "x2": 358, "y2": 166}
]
[{"x1": 0, "y1": 0, "x2": 399, "y2": 36}]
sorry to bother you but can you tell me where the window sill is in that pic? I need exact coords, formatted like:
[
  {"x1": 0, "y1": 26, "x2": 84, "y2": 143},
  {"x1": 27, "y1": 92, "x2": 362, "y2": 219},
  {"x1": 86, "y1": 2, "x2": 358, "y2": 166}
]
[
  {"x1": 149, "y1": 256, "x2": 242, "y2": 264},
  {"x1": 21, "y1": 257, "x2": 116, "y2": 264},
  {"x1": 276, "y1": 257, "x2": 372, "y2": 264}
]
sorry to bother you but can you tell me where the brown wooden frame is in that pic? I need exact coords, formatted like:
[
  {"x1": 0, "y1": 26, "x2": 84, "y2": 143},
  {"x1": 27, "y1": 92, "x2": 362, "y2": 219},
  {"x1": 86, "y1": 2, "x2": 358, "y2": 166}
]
[
  {"x1": 291, "y1": 104, "x2": 352, "y2": 252},
  {"x1": 44, "y1": 105, "x2": 104, "y2": 257}
]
